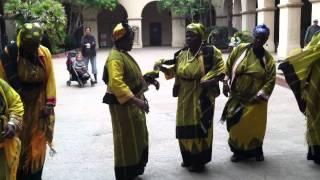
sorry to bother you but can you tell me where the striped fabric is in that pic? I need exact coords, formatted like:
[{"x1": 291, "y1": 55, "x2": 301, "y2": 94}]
[
  {"x1": 222, "y1": 43, "x2": 276, "y2": 156},
  {"x1": 106, "y1": 49, "x2": 149, "y2": 179},
  {"x1": 164, "y1": 46, "x2": 225, "y2": 165},
  {"x1": 279, "y1": 33, "x2": 320, "y2": 162}
]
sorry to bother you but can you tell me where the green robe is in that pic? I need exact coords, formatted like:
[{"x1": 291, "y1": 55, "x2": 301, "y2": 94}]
[
  {"x1": 105, "y1": 49, "x2": 148, "y2": 180},
  {"x1": 222, "y1": 43, "x2": 276, "y2": 157},
  {"x1": 164, "y1": 46, "x2": 224, "y2": 165},
  {"x1": 279, "y1": 33, "x2": 320, "y2": 162}
]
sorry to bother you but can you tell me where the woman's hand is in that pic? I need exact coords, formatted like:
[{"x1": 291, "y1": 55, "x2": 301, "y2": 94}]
[
  {"x1": 130, "y1": 97, "x2": 149, "y2": 113},
  {"x1": 2, "y1": 124, "x2": 16, "y2": 139},
  {"x1": 222, "y1": 81, "x2": 230, "y2": 97},
  {"x1": 42, "y1": 105, "x2": 54, "y2": 118}
]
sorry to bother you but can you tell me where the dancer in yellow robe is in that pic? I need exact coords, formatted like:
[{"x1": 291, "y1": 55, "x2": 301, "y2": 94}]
[
  {"x1": 0, "y1": 23, "x2": 56, "y2": 179},
  {"x1": 0, "y1": 78, "x2": 24, "y2": 180}
]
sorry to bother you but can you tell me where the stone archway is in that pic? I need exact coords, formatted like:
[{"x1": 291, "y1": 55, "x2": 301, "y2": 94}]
[
  {"x1": 97, "y1": 4, "x2": 128, "y2": 48},
  {"x1": 141, "y1": 1, "x2": 172, "y2": 46}
]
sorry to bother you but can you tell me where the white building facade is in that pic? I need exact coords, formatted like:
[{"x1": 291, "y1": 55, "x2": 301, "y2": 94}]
[
  {"x1": 3, "y1": 0, "x2": 319, "y2": 58},
  {"x1": 216, "y1": 0, "x2": 318, "y2": 58}
]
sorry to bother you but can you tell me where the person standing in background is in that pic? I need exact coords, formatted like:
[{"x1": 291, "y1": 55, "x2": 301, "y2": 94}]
[
  {"x1": 81, "y1": 26, "x2": 97, "y2": 83},
  {"x1": 304, "y1": 19, "x2": 320, "y2": 46}
]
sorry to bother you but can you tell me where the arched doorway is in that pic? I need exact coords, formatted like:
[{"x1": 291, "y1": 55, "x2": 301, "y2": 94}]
[
  {"x1": 301, "y1": 0, "x2": 312, "y2": 47},
  {"x1": 97, "y1": 4, "x2": 127, "y2": 48},
  {"x1": 141, "y1": 1, "x2": 172, "y2": 46}
]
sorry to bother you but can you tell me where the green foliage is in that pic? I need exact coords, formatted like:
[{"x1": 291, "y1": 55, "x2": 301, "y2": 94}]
[
  {"x1": 63, "y1": 0, "x2": 118, "y2": 10},
  {"x1": 233, "y1": 31, "x2": 253, "y2": 43},
  {"x1": 64, "y1": 34, "x2": 78, "y2": 51},
  {"x1": 159, "y1": 0, "x2": 198, "y2": 16},
  {"x1": 158, "y1": 0, "x2": 212, "y2": 21},
  {"x1": 4, "y1": 0, "x2": 67, "y2": 53}
]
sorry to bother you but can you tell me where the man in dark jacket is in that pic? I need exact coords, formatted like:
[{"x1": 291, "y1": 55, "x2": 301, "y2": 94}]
[
  {"x1": 81, "y1": 26, "x2": 97, "y2": 83},
  {"x1": 304, "y1": 19, "x2": 320, "y2": 46}
]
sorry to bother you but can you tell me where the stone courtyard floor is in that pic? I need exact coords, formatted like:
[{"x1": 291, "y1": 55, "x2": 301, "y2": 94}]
[{"x1": 42, "y1": 47, "x2": 320, "y2": 180}]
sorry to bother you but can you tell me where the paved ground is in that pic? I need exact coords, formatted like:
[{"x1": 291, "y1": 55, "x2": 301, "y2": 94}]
[{"x1": 42, "y1": 47, "x2": 320, "y2": 180}]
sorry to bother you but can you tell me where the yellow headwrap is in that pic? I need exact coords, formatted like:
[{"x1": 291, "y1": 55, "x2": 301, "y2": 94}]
[
  {"x1": 16, "y1": 23, "x2": 43, "y2": 47},
  {"x1": 186, "y1": 23, "x2": 205, "y2": 40},
  {"x1": 112, "y1": 23, "x2": 127, "y2": 42}
]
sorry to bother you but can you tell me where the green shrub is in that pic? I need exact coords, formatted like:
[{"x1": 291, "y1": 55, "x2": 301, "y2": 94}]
[
  {"x1": 64, "y1": 35, "x2": 78, "y2": 51},
  {"x1": 5, "y1": 0, "x2": 66, "y2": 54},
  {"x1": 233, "y1": 31, "x2": 253, "y2": 43},
  {"x1": 207, "y1": 26, "x2": 238, "y2": 49}
]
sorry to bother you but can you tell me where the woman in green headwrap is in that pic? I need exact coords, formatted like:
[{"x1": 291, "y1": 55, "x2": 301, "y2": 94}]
[
  {"x1": 279, "y1": 31, "x2": 320, "y2": 165},
  {"x1": 103, "y1": 22, "x2": 150, "y2": 180},
  {"x1": 0, "y1": 23, "x2": 56, "y2": 179},
  {"x1": 157, "y1": 23, "x2": 225, "y2": 172},
  {"x1": 221, "y1": 24, "x2": 276, "y2": 162}
]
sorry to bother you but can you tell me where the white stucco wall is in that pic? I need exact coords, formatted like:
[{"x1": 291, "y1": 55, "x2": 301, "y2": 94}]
[{"x1": 141, "y1": 2, "x2": 172, "y2": 46}]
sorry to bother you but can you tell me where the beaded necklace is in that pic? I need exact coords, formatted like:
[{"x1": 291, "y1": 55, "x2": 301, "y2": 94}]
[{"x1": 186, "y1": 44, "x2": 202, "y2": 62}]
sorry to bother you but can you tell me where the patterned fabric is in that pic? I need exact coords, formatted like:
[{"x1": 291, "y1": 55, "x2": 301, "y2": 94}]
[
  {"x1": 112, "y1": 23, "x2": 131, "y2": 42},
  {"x1": 0, "y1": 45, "x2": 56, "y2": 176},
  {"x1": 186, "y1": 23, "x2": 205, "y2": 40},
  {"x1": 17, "y1": 23, "x2": 43, "y2": 48},
  {"x1": 0, "y1": 78, "x2": 24, "y2": 180},
  {"x1": 222, "y1": 43, "x2": 276, "y2": 156},
  {"x1": 279, "y1": 32, "x2": 320, "y2": 161},
  {"x1": 253, "y1": 24, "x2": 270, "y2": 38},
  {"x1": 163, "y1": 46, "x2": 224, "y2": 165},
  {"x1": 105, "y1": 49, "x2": 148, "y2": 180}
]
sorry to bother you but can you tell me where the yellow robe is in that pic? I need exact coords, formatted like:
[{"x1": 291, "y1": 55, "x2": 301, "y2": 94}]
[
  {"x1": 106, "y1": 49, "x2": 148, "y2": 180},
  {"x1": 0, "y1": 78, "x2": 24, "y2": 180},
  {"x1": 163, "y1": 46, "x2": 225, "y2": 165},
  {"x1": 0, "y1": 45, "x2": 56, "y2": 174},
  {"x1": 222, "y1": 43, "x2": 276, "y2": 157}
]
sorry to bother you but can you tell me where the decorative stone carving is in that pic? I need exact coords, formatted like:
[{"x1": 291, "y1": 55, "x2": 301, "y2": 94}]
[{"x1": 132, "y1": 25, "x2": 140, "y2": 45}]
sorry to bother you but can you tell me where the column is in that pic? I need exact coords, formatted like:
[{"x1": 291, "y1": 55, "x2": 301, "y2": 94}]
[
  {"x1": 171, "y1": 16, "x2": 185, "y2": 48},
  {"x1": 277, "y1": 0, "x2": 303, "y2": 58},
  {"x1": 241, "y1": 0, "x2": 256, "y2": 32},
  {"x1": 233, "y1": 0, "x2": 242, "y2": 31},
  {"x1": 257, "y1": 0, "x2": 276, "y2": 52},
  {"x1": 128, "y1": 18, "x2": 143, "y2": 48},
  {"x1": 310, "y1": 0, "x2": 320, "y2": 21}
]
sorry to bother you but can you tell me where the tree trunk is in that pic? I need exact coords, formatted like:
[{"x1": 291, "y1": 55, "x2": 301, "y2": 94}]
[
  {"x1": 68, "y1": 5, "x2": 73, "y2": 35},
  {"x1": 209, "y1": 0, "x2": 212, "y2": 27}
]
